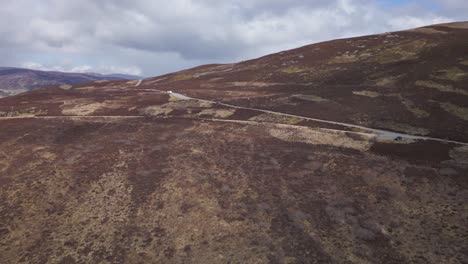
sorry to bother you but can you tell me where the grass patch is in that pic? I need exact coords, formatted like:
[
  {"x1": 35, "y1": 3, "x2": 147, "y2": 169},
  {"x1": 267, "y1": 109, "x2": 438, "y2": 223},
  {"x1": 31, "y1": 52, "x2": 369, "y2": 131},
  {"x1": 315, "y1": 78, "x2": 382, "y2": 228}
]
[
  {"x1": 353, "y1": 90, "x2": 381, "y2": 98},
  {"x1": 329, "y1": 53, "x2": 360, "y2": 64},
  {"x1": 400, "y1": 98, "x2": 430, "y2": 118},
  {"x1": 59, "y1": 85, "x2": 73, "y2": 90},
  {"x1": 169, "y1": 94, "x2": 184, "y2": 102},
  {"x1": 375, "y1": 121, "x2": 430, "y2": 135},
  {"x1": 440, "y1": 102, "x2": 468, "y2": 121},
  {"x1": 415, "y1": 80, "x2": 468, "y2": 96},
  {"x1": 370, "y1": 40, "x2": 431, "y2": 64},
  {"x1": 250, "y1": 113, "x2": 303, "y2": 125},
  {"x1": 172, "y1": 74, "x2": 194, "y2": 81},
  {"x1": 434, "y1": 67, "x2": 467, "y2": 81},
  {"x1": 197, "y1": 109, "x2": 235, "y2": 118},
  {"x1": 450, "y1": 146, "x2": 468, "y2": 163},
  {"x1": 410, "y1": 27, "x2": 447, "y2": 34},
  {"x1": 292, "y1": 94, "x2": 329, "y2": 102},
  {"x1": 279, "y1": 66, "x2": 308, "y2": 73}
]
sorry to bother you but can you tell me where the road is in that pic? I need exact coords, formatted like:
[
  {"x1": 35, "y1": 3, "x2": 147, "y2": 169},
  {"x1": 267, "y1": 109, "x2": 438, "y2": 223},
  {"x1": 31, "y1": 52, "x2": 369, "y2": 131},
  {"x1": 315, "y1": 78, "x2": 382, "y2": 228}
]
[{"x1": 151, "y1": 83, "x2": 468, "y2": 146}]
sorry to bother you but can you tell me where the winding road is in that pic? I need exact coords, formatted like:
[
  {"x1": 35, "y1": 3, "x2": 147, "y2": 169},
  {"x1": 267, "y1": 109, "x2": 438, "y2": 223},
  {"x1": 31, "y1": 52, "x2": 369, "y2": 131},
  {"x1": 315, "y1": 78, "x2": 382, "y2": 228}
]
[{"x1": 136, "y1": 79, "x2": 468, "y2": 146}]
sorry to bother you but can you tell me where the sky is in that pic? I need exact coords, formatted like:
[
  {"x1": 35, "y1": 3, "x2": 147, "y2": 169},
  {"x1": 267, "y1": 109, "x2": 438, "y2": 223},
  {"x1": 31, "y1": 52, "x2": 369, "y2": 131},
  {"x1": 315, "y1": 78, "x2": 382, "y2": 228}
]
[{"x1": 0, "y1": 0, "x2": 466, "y2": 77}]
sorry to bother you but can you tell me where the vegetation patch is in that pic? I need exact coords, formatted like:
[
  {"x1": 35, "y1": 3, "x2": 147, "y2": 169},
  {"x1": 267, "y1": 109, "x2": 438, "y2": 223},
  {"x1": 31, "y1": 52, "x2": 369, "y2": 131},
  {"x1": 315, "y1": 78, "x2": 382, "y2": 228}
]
[
  {"x1": 400, "y1": 98, "x2": 430, "y2": 118},
  {"x1": 449, "y1": 146, "x2": 468, "y2": 163},
  {"x1": 59, "y1": 84, "x2": 73, "y2": 90},
  {"x1": 439, "y1": 22, "x2": 468, "y2": 29},
  {"x1": 250, "y1": 113, "x2": 302, "y2": 125},
  {"x1": 292, "y1": 94, "x2": 329, "y2": 102},
  {"x1": 375, "y1": 121, "x2": 430, "y2": 135},
  {"x1": 269, "y1": 125, "x2": 372, "y2": 151},
  {"x1": 172, "y1": 74, "x2": 194, "y2": 81},
  {"x1": 169, "y1": 94, "x2": 184, "y2": 102},
  {"x1": 370, "y1": 40, "x2": 431, "y2": 64},
  {"x1": 353, "y1": 90, "x2": 381, "y2": 98},
  {"x1": 61, "y1": 102, "x2": 104, "y2": 116},
  {"x1": 434, "y1": 67, "x2": 467, "y2": 81},
  {"x1": 197, "y1": 109, "x2": 235, "y2": 118},
  {"x1": 409, "y1": 27, "x2": 447, "y2": 34},
  {"x1": 0, "y1": 107, "x2": 48, "y2": 117},
  {"x1": 374, "y1": 75, "x2": 403, "y2": 87},
  {"x1": 329, "y1": 53, "x2": 360, "y2": 64},
  {"x1": 460, "y1": 60, "x2": 468, "y2": 66},
  {"x1": 415, "y1": 80, "x2": 468, "y2": 96},
  {"x1": 279, "y1": 66, "x2": 309, "y2": 73},
  {"x1": 228, "y1": 82, "x2": 278, "y2": 87},
  {"x1": 140, "y1": 105, "x2": 173, "y2": 116},
  {"x1": 440, "y1": 102, "x2": 468, "y2": 121}
]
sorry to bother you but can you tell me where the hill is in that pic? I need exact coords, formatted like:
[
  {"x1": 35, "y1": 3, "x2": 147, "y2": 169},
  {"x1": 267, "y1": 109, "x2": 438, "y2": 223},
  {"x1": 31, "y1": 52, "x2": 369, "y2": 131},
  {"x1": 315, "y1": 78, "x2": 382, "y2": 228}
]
[
  {"x1": 0, "y1": 22, "x2": 467, "y2": 264},
  {"x1": 0, "y1": 67, "x2": 140, "y2": 98}
]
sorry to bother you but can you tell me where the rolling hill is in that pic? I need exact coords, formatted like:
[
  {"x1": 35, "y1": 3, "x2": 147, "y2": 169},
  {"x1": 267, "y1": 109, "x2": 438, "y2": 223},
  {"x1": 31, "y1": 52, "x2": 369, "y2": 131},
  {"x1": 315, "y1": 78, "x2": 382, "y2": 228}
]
[
  {"x1": 0, "y1": 22, "x2": 467, "y2": 264},
  {"x1": 0, "y1": 67, "x2": 140, "y2": 98}
]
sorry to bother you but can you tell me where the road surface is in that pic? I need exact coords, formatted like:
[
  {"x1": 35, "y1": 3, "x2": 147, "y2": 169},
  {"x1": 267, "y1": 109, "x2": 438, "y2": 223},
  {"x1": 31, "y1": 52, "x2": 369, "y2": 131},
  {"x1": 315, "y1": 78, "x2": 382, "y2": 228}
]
[{"x1": 158, "y1": 84, "x2": 468, "y2": 146}]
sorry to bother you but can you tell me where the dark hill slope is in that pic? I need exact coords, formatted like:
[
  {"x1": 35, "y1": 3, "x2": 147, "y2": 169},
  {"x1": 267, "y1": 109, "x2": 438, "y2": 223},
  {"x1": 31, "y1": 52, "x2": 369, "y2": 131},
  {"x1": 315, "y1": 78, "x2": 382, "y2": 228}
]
[{"x1": 142, "y1": 22, "x2": 468, "y2": 142}]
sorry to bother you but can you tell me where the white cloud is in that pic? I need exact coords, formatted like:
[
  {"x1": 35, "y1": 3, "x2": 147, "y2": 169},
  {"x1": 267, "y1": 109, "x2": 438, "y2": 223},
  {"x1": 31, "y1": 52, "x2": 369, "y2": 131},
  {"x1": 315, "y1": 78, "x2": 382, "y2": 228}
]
[{"x1": 1, "y1": 0, "x2": 464, "y2": 76}]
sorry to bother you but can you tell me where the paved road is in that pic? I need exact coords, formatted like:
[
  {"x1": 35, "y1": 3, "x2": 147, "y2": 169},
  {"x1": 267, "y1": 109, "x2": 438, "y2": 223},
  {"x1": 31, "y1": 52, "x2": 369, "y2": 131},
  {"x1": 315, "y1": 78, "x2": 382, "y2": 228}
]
[{"x1": 161, "y1": 85, "x2": 468, "y2": 146}]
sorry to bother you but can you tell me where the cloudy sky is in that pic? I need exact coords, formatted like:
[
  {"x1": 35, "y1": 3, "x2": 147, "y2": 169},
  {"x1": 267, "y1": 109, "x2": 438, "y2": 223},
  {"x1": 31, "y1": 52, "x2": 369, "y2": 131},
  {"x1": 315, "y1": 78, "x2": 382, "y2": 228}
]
[{"x1": 1, "y1": 0, "x2": 466, "y2": 77}]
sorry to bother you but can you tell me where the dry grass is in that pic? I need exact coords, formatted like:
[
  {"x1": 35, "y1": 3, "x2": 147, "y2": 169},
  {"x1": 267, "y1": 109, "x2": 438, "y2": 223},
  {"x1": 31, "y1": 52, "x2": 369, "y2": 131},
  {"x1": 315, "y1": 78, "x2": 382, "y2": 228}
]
[
  {"x1": 415, "y1": 80, "x2": 468, "y2": 96},
  {"x1": 250, "y1": 113, "x2": 303, "y2": 125},
  {"x1": 450, "y1": 146, "x2": 468, "y2": 163},
  {"x1": 140, "y1": 105, "x2": 173, "y2": 116},
  {"x1": 372, "y1": 40, "x2": 431, "y2": 64},
  {"x1": 329, "y1": 53, "x2": 360, "y2": 64},
  {"x1": 375, "y1": 121, "x2": 430, "y2": 135},
  {"x1": 434, "y1": 67, "x2": 467, "y2": 81},
  {"x1": 59, "y1": 84, "x2": 73, "y2": 90},
  {"x1": 400, "y1": 98, "x2": 430, "y2": 118},
  {"x1": 353, "y1": 90, "x2": 381, "y2": 98},
  {"x1": 440, "y1": 102, "x2": 468, "y2": 121},
  {"x1": 268, "y1": 125, "x2": 372, "y2": 151},
  {"x1": 409, "y1": 27, "x2": 447, "y2": 35},
  {"x1": 0, "y1": 107, "x2": 48, "y2": 117},
  {"x1": 172, "y1": 74, "x2": 194, "y2": 81},
  {"x1": 292, "y1": 94, "x2": 329, "y2": 102},
  {"x1": 279, "y1": 66, "x2": 309, "y2": 73},
  {"x1": 439, "y1": 22, "x2": 468, "y2": 29},
  {"x1": 197, "y1": 109, "x2": 235, "y2": 118}
]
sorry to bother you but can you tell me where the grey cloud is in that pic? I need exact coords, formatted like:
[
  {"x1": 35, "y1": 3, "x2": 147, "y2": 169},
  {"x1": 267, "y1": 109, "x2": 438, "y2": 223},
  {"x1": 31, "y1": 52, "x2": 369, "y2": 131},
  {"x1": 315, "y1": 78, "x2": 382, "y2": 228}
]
[{"x1": 0, "y1": 0, "x2": 463, "y2": 76}]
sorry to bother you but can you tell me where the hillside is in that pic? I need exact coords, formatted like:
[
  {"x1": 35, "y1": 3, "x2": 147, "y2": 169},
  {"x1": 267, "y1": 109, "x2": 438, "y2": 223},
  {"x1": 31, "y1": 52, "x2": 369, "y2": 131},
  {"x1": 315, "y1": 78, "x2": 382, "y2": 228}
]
[
  {"x1": 139, "y1": 22, "x2": 468, "y2": 142},
  {"x1": 0, "y1": 67, "x2": 139, "y2": 98},
  {"x1": 0, "y1": 22, "x2": 467, "y2": 264}
]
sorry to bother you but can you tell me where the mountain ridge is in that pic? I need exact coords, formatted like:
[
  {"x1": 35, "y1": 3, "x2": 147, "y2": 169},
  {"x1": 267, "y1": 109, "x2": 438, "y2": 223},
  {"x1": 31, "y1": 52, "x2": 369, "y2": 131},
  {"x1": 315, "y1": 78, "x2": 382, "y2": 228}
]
[{"x1": 0, "y1": 67, "x2": 141, "y2": 98}]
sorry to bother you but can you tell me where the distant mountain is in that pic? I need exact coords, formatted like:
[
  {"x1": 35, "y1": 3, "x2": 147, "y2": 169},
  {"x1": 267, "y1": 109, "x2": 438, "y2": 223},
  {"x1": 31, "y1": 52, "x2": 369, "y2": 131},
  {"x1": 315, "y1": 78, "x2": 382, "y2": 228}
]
[{"x1": 0, "y1": 67, "x2": 140, "y2": 98}]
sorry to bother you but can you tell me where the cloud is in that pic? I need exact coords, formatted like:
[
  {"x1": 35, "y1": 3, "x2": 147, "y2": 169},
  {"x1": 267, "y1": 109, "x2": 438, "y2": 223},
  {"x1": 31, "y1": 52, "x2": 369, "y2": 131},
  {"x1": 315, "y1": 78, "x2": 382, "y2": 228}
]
[
  {"x1": 0, "y1": 0, "x2": 464, "y2": 76},
  {"x1": 22, "y1": 61, "x2": 143, "y2": 75}
]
